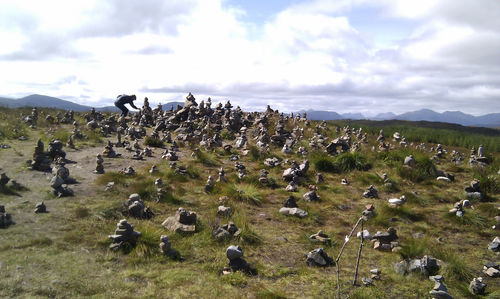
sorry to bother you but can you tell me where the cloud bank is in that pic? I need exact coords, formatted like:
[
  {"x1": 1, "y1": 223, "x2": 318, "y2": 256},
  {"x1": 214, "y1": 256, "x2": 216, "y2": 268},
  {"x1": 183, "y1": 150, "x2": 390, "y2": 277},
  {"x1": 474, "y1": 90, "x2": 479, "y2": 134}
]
[{"x1": 0, "y1": 0, "x2": 499, "y2": 115}]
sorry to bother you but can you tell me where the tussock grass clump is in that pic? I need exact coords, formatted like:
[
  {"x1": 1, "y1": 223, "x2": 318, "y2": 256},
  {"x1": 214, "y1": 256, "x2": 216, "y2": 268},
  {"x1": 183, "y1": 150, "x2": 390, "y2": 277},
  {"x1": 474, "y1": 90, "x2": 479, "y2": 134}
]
[
  {"x1": 398, "y1": 238, "x2": 428, "y2": 260},
  {"x1": 444, "y1": 210, "x2": 490, "y2": 228},
  {"x1": 144, "y1": 136, "x2": 164, "y2": 148},
  {"x1": 403, "y1": 192, "x2": 433, "y2": 207},
  {"x1": 335, "y1": 152, "x2": 372, "y2": 172},
  {"x1": 356, "y1": 173, "x2": 384, "y2": 186},
  {"x1": 130, "y1": 178, "x2": 156, "y2": 200},
  {"x1": 222, "y1": 183, "x2": 264, "y2": 206},
  {"x1": 192, "y1": 148, "x2": 220, "y2": 167},
  {"x1": 94, "y1": 171, "x2": 128, "y2": 185},
  {"x1": 219, "y1": 129, "x2": 234, "y2": 140},
  {"x1": 310, "y1": 152, "x2": 338, "y2": 172},
  {"x1": 429, "y1": 247, "x2": 473, "y2": 282},
  {"x1": 232, "y1": 208, "x2": 262, "y2": 245},
  {"x1": 397, "y1": 154, "x2": 437, "y2": 182},
  {"x1": 311, "y1": 152, "x2": 371, "y2": 173},
  {"x1": 371, "y1": 205, "x2": 424, "y2": 226}
]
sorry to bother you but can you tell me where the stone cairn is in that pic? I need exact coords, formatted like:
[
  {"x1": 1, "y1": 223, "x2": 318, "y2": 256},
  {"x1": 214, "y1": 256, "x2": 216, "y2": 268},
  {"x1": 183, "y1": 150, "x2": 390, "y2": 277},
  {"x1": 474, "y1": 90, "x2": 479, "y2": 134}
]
[
  {"x1": 108, "y1": 219, "x2": 141, "y2": 251},
  {"x1": 94, "y1": 154, "x2": 104, "y2": 174},
  {"x1": 102, "y1": 140, "x2": 121, "y2": 158},
  {"x1": 29, "y1": 139, "x2": 52, "y2": 172},
  {"x1": 483, "y1": 261, "x2": 500, "y2": 277},
  {"x1": 363, "y1": 185, "x2": 378, "y2": 198},
  {"x1": 223, "y1": 245, "x2": 256, "y2": 275},
  {"x1": 372, "y1": 227, "x2": 400, "y2": 252},
  {"x1": 464, "y1": 179, "x2": 482, "y2": 200},
  {"x1": 309, "y1": 230, "x2": 331, "y2": 244},
  {"x1": 469, "y1": 277, "x2": 487, "y2": 295},
  {"x1": 34, "y1": 202, "x2": 47, "y2": 213},
  {"x1": 428, "y1": 275, "x2": 453, "y2": 299},
  {"x1": 305, "y1": 248, "x2": 335, "y2": 267},
  {"x1": 50, "y1": 173, "x2": 73, "y2": 197},
  {"x1": 125, "y1": 194, "x2": 154, "y2": 219},
  {"x1": 162, "y1": 208, "x2": 197, "y2": 233},
  {"x1": 303, "y1": 185, "x2": 320, "y2": 202},
  {"x1": 279, "y1": 195, "x2": 308, "y2": 218},
  {"x1": 213, "y1": 222, "x2": 241, "y2": 240},
  {"x1": 0, "y1": 205, "x2": 13, "y2": 228}
]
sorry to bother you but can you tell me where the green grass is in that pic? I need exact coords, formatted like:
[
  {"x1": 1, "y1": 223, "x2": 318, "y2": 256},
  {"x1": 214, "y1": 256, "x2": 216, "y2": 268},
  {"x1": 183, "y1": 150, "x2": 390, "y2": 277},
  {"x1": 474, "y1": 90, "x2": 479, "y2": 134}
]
[{"x1": 144, "y1": 136, "x2": 165, "y2": 148}]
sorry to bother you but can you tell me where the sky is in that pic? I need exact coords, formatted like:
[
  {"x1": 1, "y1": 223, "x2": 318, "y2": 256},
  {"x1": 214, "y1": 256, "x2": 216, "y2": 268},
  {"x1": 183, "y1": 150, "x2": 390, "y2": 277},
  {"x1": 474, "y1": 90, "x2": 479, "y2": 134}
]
[{"x1": 0, "y1": 0, "x2": 499, "y2": 116}]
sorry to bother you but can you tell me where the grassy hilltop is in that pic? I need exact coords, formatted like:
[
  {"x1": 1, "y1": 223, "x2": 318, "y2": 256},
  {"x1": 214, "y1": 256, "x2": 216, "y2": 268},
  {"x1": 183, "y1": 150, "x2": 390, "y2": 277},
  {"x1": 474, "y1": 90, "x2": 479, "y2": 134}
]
[{"x1": 0, "y1": 106, "x2": 499, "y2": 298}]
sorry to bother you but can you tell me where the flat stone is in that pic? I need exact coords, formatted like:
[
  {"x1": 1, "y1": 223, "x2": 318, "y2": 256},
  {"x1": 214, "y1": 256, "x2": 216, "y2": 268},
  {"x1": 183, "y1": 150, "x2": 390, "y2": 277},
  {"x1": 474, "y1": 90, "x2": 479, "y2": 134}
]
[{"x1": 162, "y1": 216, "x2": 196, "y2": 233}]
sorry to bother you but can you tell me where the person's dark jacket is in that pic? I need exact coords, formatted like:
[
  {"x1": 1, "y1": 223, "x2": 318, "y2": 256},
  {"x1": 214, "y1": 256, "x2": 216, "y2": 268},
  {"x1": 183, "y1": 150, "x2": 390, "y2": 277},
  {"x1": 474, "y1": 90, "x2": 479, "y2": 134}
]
[{"x1": 115, "y1": 95, "x2": 138, "y2": 109}]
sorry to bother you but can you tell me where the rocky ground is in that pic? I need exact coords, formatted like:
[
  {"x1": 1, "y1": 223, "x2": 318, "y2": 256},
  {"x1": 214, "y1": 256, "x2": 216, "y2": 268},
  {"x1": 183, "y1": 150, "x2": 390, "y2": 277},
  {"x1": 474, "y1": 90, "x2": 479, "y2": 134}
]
[{"x1": 0, "y1": 102, "x2": 499, "y2": 298}]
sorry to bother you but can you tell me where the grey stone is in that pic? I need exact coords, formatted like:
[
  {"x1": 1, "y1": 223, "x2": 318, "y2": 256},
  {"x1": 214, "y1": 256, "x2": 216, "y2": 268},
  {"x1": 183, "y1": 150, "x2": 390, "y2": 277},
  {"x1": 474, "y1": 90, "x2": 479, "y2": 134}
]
[
  {"x1": 469, "y1": 277, "x2": 486, "y2": 295},
  {"x1": 226, "y1": 245, "x2": 243, "y2": 260}
]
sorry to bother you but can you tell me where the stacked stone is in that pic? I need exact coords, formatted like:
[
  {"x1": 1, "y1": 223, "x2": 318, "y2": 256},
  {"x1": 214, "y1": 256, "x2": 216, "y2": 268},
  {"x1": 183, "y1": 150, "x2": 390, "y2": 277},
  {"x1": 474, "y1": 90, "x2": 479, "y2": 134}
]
[
  {"x1": 394, "y1": 256, "x2": 440, "y2": 276},
  {"x1": 280, "y1": 195, "x2": 308, "y2": 218},
  {"x1": 224, "y1": 245, "x2": 255, "y2": 275},
  {"x1": 363, "y1": 185, "x2": 378, "y2": 198},
  {"x1": 429, "y1": 275, "x2": 453, "y2": 299},
  {"x1": 464, "y1": 179, "x2": 482, "y2": 200},
  {"x1": 483, "y1": 261, "x2": 500, "y2": 277},
  {"x1": 108, "y1": 219, "x2": 141, "y2": 251},
  {"x1": 303, "y1": 185, "x2": 320, "y2": 202},
  {"x1": 34, "y1": 202, "x2": 47, "y2": 213},
  {"x1": 305, "y1": 248, "x2": 335, "y2": 267},
  {"x1": 309, "y1": 230, "x2": 331, "y2": 244},
  {"x1": 47, "y1": 139, "x2": 66, "y2": 160},
  {"x1": 94, "y1": 154, "x2": 104, "y2": 174},
  {"x1": 102, "y1": 141, "x2": 120, "y2": 158},
  {"x1": 162, "y1": 208, "x2": 197, "y2": 233},
  {"x1": 126, "y1": 194, "x2": 154, "y2": 219},
  {"x1": 213, "y1": 222, "x2": 241, "y2": 240},
  {"x1": 372, "y1": 227, "x2": 400, "y2": 252},
  {"x1": 0, "y1": 205, "x2": 13, "y2": 228},
  {"x1": 50, "y1": 174, "x2": 74, "y2": 197},
  {"x1": 29, "y1": 139, "x2": 52, "y2": 172}
]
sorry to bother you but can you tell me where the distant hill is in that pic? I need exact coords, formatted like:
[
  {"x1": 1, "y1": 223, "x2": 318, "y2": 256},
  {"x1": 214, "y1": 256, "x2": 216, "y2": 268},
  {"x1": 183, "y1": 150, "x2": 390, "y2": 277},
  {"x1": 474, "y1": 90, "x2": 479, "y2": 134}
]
[
  {"x1": 161, "y1": 102, "x2": 184, "y2": 111},
  {"x1": 302, "y1": 108, "x2": 500, "y2": 128},
  {"x1": 0, "y1": 94, "x2": 181, "y2": 113}
]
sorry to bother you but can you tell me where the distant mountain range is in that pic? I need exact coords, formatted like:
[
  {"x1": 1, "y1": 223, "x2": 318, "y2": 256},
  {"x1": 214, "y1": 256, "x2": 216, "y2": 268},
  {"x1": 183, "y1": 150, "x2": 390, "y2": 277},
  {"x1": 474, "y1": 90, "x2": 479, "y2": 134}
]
[
  {"x1": 0, "y1": 94, "x2": 183, "y2": 113},
  {"x1": 0, "y1": 94, "x2": 498, "y2": 127},
  {"x1": 303, "y1": 109, "x2": 500, "y2": 127}
]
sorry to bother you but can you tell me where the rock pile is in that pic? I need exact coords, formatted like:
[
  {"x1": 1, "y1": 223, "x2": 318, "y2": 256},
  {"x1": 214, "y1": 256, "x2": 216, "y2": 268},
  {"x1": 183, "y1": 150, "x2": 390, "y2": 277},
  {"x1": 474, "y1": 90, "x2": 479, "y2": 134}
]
[
  {"x1": 394, "y1": 256, "x2": 440, "y2": 276},
  {"x1": 429, "y1": 275, "x2": 453, "y2": 299},
  {"x1": 162, "y1": 208, "x2": 197, "y2": 233},
  {"x1": 0, "y1": 205, "x2": 13, "y2": 228},
  {"x1": 94, "y1": 154, "x2": 104, "y2": 174},
  {"x1": 488, "y1": 236, "x2": 500, "y2": 252},
  {"x1": 280, "y1": 196, "x2": 307, "y2": 218},
  {"x1": 29, "y1": 139, "x2": 52, "y2": 172},
  {"x1": 50, "y1": 174, "x2": 73, "y2": 197},
  {"x1": 303, "y1": 185, "x2": 320, "y2": 202},
  {"x1": 363, "y1": 185, "x2": 378, "y2": 198},
  {"x1": 125, "y1": 194, "x2": 154, "y2": 219},
  {"x1": 464, "y1": 179, "x2": 482, "y2": 200},
  {"x1": 448, "y1": 199, "x2": 473, "y2": 217},
  {"x1": 305, "y1": 248, "x2": 335, "y2": 267},
  {"x1": 372, "y1": 227, "x2": 399, "y2": 252},
  {"x1": 469, "y1": 277, "x2": 487, "y2": 295},
  {"x1": 213, "y1": 222, "x2": 241, "y2": 240},
  {"x1": 224, "y1": 245, "x2": 256, "y2": 274},
  {"x1": 309, "y1": 230, "x2": 331, "y2": 244},
  {"x1": 34, "y1": 202, "x2": 47, "y2": 213},
  {"x1": 483, "y1": 261, "x2": 500, "y2": 277},
  {"x1": 108, "y1": 219, "x2": 141, "y2": 251}
]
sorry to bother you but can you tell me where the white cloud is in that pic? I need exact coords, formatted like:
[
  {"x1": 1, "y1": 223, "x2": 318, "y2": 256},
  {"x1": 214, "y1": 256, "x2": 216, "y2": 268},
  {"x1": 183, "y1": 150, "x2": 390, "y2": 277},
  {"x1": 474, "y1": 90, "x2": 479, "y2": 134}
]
[{"x1": 0, "y1": 0, "x2": 499, "y2": 115}]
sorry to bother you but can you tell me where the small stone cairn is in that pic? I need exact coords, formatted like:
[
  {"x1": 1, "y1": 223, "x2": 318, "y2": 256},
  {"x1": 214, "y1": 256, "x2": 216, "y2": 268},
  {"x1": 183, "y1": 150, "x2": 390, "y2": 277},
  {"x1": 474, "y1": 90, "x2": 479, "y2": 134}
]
[
  {"x1": 162, "y1": 208, "x2": 197, "y2": 233},
  {"x1": 108, "y1": 219, "x2": 141, "y2": 251}
]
